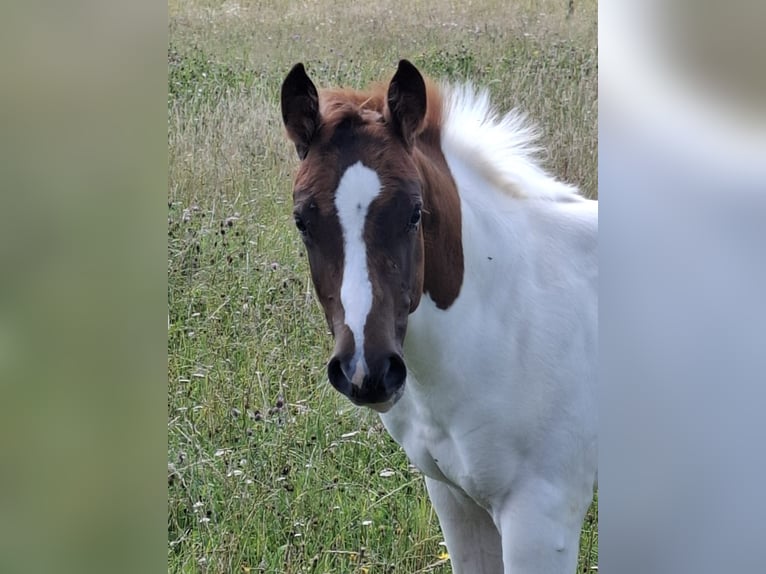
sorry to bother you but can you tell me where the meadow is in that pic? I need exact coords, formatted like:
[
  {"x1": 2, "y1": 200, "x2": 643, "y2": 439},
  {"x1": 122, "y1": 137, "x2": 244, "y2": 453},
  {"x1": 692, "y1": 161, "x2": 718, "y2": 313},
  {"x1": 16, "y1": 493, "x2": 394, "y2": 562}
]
[{"x1": 168, "y1": 0, "x2": 597, "y2": 571}]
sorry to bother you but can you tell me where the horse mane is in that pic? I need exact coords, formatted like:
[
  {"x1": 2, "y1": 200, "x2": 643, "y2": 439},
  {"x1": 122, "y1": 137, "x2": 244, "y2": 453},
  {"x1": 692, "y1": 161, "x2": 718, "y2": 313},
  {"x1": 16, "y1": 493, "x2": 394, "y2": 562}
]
[
  {"x1": 440, "y1": 83, "x2": 583, "y2": 201},
  {"x1": 318, "y1": 76, "x2": 582, "y2": 202}
]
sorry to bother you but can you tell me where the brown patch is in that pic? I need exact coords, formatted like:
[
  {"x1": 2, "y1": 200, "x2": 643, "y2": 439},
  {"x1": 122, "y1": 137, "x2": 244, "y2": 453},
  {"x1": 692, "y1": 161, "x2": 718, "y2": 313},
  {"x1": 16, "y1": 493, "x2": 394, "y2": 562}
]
[{"x1": 410, "y1": 85, "x2": 464, "y2": 309}]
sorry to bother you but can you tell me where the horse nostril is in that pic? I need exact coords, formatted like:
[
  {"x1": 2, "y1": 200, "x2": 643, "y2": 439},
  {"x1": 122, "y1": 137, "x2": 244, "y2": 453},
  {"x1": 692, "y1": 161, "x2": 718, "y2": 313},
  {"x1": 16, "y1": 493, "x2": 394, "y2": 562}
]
[
  {"x1": 382, "y1": 354, "x2": 407, "y2": 393},
  {"x1": 327, "y1": 357, "x2": 352, "y2": 396}
]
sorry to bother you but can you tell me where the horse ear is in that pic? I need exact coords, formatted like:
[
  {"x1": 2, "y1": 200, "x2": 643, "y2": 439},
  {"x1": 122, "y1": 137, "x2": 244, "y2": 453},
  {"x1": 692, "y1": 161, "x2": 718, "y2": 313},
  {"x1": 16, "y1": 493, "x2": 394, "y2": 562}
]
[
  {"x1": 387, "y1": 60, "x2": 427, "y2": 150},
  {"x1": 281, "y1": 63, "x2": 320, "y2": 160}
]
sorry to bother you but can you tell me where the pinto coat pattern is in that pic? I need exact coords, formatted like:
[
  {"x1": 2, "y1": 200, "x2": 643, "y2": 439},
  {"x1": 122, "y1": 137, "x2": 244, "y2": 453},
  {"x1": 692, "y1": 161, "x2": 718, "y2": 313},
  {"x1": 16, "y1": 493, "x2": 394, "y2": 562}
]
[{"x1": 281, "y1": 60, "x2": 597, "y2": 574}]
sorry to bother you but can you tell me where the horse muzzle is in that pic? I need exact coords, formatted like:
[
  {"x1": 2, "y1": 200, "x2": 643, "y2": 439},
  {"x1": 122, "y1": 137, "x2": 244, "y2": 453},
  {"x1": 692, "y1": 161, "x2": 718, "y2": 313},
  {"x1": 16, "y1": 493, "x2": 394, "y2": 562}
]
[{"x1": 327, "y1": 352, "x2": 407, "y2": 411}]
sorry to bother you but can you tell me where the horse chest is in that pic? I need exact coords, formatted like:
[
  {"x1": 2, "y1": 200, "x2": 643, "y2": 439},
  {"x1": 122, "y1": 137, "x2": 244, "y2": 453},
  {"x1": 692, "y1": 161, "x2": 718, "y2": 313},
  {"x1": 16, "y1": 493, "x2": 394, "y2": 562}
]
[
  {"x1": 379, "y1": 387, "x2": 500, "y2": 504},
  {"x1": 387, "y1": 411, "x2": 453, "y2": 483}
]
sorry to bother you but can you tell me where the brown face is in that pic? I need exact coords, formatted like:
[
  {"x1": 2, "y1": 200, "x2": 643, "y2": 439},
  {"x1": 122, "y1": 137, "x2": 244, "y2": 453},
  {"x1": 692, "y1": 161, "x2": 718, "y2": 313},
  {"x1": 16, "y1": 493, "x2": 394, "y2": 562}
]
[{"x1": 281, "y1": 61, "x2": 429, "y2": 411}]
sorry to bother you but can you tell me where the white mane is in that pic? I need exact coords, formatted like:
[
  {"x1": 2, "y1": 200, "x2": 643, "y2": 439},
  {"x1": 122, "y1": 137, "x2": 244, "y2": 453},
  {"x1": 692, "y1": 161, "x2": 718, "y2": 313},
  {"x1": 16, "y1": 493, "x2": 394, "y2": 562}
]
[{"x1": 440, "y1": 83, "x2": 584, "y2": 201}]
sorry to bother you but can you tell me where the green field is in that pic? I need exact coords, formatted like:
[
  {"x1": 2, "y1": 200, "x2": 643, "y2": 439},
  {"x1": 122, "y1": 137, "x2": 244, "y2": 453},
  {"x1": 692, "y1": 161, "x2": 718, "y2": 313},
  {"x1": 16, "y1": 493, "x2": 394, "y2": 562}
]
[{"x1": 168, "y1": 0, "x2": 598, "y2": 571}]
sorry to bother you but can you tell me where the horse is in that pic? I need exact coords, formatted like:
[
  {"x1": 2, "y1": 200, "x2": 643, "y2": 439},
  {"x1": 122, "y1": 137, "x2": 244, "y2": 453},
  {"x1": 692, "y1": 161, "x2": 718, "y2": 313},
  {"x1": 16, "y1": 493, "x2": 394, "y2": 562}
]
[{"x1": 280, "y1": 60, "x2": 597, "y2": 574}]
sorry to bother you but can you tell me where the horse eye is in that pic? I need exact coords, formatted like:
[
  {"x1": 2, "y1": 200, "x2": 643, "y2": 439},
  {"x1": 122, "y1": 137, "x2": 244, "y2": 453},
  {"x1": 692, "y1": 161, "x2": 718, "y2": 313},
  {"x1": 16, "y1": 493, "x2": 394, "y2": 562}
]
[
  {"x1": 294, "y1": 214, "x2": 308, "y2": 235},
  {"x1": 408, "y1": 205, "x2": 422, "y2": 228}
]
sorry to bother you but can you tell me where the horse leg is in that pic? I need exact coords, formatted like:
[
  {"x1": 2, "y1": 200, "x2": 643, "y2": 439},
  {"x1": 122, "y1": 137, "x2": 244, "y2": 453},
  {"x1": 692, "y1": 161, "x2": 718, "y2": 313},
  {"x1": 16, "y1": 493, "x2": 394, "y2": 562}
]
[
  {"x1": 425, "y1": 476, "x2": 504, "y2": 574},
  {"x1": 494, "y1": 481, "x2": 591, "y2": 574}
]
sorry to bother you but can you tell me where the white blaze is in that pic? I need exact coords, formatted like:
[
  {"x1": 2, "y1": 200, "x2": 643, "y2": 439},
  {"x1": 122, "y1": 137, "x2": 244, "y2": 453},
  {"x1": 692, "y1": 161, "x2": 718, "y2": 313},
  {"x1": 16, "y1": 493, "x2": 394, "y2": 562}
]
[{"x1": 334, "y1": 162, "x2": 382, "y2": 387}]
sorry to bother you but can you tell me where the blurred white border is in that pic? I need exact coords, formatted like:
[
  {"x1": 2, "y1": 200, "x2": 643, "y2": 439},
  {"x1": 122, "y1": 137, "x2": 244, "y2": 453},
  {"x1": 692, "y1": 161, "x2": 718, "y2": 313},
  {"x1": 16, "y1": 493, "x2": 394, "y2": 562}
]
[{"x1": 600, "y1": 1, "x2": 766, "y2": 178}]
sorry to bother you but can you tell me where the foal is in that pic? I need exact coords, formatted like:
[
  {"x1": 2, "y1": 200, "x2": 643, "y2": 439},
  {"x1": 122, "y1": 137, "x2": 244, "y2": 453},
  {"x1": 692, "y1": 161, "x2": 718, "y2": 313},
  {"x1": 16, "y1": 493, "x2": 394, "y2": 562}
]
[{"x1": 280, "y1": 60, "x2": 597, "y2": 574}]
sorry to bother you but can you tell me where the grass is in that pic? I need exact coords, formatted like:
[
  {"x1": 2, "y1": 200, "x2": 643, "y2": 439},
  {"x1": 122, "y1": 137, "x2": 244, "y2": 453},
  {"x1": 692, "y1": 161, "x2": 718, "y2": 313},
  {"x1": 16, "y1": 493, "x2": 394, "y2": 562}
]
[{"x1": 168, "y1": 0, "x2": 598, "y2": 571}]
